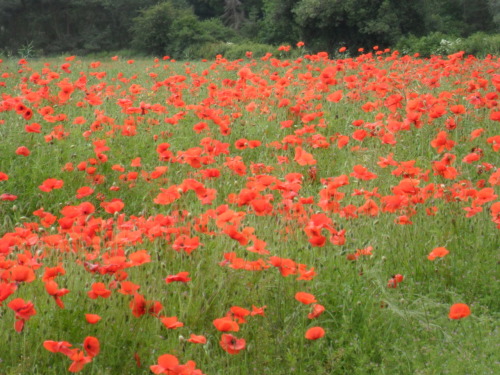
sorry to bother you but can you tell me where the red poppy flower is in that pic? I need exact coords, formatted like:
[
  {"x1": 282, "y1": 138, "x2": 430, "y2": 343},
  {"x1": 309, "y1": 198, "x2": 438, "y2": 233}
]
[
  {"x1": 327, "y1": 90, "x2": 343, "y2": 102},
  {"x1": 43, "y1": 340, "x2": 73, "y2": 357},
  {"x1": 308, "y1": 304, "x2": 325, "y2": 319},
  {"x1": 9, "y1": 265, "x2": 36, "y2": 283},
  {"x1": 165, "y1": 271, "x2": 191, "y2": 284},
  {"x1": 428, "y1": 247, "x2": 449, "y2": 261},
  {"x1": 227, "y1": 306, "x2": 251, "y2": 324},
  {"x1": 430, "y1": 131, "x2": 456, "y2": 153},
  {"x1": 150, "y1": 354, "x2": 179, "y2": 374},
  {"x1": 295, "y1": 292, "x2": 317, "y2": 305},
  {"x1": 213, "y1": 317, "x2": 240, "y2": 332},
  {"x1": 187, "y1": 334, "x2": 207, "y2": 344},
  {"x1": 85, "y1": 314, "x2": 101, "y2": 324},
  {"x1": 83, "y1": 336, "x2": 100, "y2": 358},
  {"x1": 128, "y1": 249, "x2": 151, "y2": 265},
  {"x1": 160, "y1": 316, "x2": 184, "y2": 329},
  {"x1": 305, "y1": 326, "x2": 325, "y2": 340},
  {"x1": 350, "y1": 165, "x2": 377, "y2": 180},
  {"x1": 449, "y1": 303, "x2": 471, "y2": 319},
  {"x1": 129, "y1": 293, "x2": 147, "y2": 317},
  {"x1": 39, "y1": 178, "x2": 64, "y2": 192},
  {"x1": 76, "y1": 186, "x2": 94, "y2": 199},
  {"x1": 118, "y1": 281, "x2": 140, "y2": 295},
  {"x1": 45, "y1": 280, "x2": 70, "y2": 308},
  {"x1": 68, "y1": 349, "x2": 92, "y2": 373},
  {"x1": 219, "y1": 333, "x2": 246, "y2": 354},
  {"x1": 87, "y1": 282, "x2": 112, "y2": 299},
  {"x1": 0, "y1": 282, "x2": 17, "y2": 305},
  {"x1": 0, "y1": 193, "x2": 17, "y2": 201},
  {"x1": 172, "y1": 235, "x2": 201, "y2": 255},
  {"x1": 100, "y1": 199, "x2": 124, "y2": 214},
  {"x1": 250, "y1": 305, "x2": 267, "y2": 316},
  {"x1": 294, "y1": 146, "x2": 317, "y2": 166},
  {"x1": 7, "y1": 298, "x2": 36, "y2": 332},
  {"x1": 25, "y1": 123, "x2": 41, "y2": 133},
  {"x1": 15, "y1": 146, "x2": 30, "y2": 156},
  {"x1": 42, "y1": 264, "x2": 66, "y2": 282}
]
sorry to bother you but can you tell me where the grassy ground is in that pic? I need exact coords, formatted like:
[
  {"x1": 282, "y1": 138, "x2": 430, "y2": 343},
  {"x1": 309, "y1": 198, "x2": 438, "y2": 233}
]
[{"x1": 0, "y1": 51, "x2": 498, "y2": 374}]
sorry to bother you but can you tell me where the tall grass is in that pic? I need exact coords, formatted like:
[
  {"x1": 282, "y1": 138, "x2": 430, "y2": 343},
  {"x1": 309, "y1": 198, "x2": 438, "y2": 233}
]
[{"x1": 0, "y1": 51, "x2": 498, "y2": 374}]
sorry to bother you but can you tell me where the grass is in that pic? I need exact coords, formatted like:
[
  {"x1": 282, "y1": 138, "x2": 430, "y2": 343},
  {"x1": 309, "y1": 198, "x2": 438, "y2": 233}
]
[{"x1": 0, "y1": 51, "x2": 499, "y2": 374}]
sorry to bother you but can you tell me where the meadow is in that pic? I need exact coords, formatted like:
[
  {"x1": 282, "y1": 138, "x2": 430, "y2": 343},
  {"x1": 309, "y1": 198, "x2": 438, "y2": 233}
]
[{"x1": 0, "y1": 48, "x2": 499, "y2": 375}]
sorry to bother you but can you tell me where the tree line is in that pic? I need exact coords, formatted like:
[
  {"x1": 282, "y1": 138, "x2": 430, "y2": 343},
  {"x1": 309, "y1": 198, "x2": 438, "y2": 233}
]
[{"x1": 0, "y1": 0, "x2": 498, "y2": 58}]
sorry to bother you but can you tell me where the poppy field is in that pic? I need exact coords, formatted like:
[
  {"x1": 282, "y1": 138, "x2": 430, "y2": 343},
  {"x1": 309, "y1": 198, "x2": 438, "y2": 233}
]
[{"x1": 0, "y1": 49, "x2": 499, "y2": 374}]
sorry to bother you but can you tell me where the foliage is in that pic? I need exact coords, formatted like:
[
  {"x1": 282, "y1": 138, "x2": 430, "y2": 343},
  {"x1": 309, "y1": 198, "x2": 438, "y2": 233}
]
[
  {"x1": 395, "y1": 32, "x2": 460, "y2": 57},
  {"x1": 224, "y1": 41, "x2": 278, "y2": 59},
  {"x1": 185, "y1": 41, "x2": 278, "y2": 60},
  {"x1": 460, "y1": 32, "x2": 500, "y2": 56},
  {"x1": 186, "y1": 42, "x2": 233, "y2": 60},
  {"x1": 259, "y1": 0, "x2": 301, "y2": 45},
  {"x1": 199, "y1": 18, "x2": 240, "y2": 42},
  {"x1": 17, "y1": 41, "x2": 37, "y2": 59},
  {"x1": 223, "y1": 0, "x2": 246, "y2": 29},
  {"x1": 131, "y1": 3, "x2": 237, "y2": 58},
  {"x1": 395, "y1": 32, "x2": 500, "y2": 57},
  {"x1": 290, "y1": 0, "x2": 426, "y2": 52},
  {"x1": 0, "y1": 0, "x2": 158, "y2": 55},
  {"x1": 131, "y1": 1, "x2": 179, "y2": 56},
  {"x1": 422, "y1": 0, "x2": 497, "y2": 36},
  {"x1": 0, "y1": 0, "x2": 498, "y2": 57},
  {"x1": 176, "y1": 18, "x2": 240, "y2": 59}
]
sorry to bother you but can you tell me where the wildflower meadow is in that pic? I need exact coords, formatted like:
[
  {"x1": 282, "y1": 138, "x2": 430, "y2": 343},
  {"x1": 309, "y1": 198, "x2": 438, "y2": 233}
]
[{"x1": 0, "y1": 48, "x2": 499, "y2": 374}]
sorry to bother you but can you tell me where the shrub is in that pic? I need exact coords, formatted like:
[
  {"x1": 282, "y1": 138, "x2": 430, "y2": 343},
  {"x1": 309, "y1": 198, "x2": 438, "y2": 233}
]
[
  {"x1": 395, "y1": 32, "x2": 500, "y2": 57},
  {"x1": 169, "y1": 18, "x2": 239, "y2": 59},
  {"x1": 181, "y1": 41, "x2": 278, "y2": 61},
  {"x1": 460, "y1": 32, "x2": 500, "y2": 56},
  {"x1": 184, "y1": 42, "x2": 232, "y2": 60},
  {"x1": 131, "y1": 3, "x2": 239, "y2": 59},
  {"x1": 199, "y1": 18, "x2": 239, "y2": 43},
  {"x1": 131, "y1": 1, "x2": 181, "y2": 56},
  {"x1": 224, "y1": 42, "x2": 277, "y2": 60},
  {"x1": 395, "y1": 32, "x2": 459, "y2": 57}
]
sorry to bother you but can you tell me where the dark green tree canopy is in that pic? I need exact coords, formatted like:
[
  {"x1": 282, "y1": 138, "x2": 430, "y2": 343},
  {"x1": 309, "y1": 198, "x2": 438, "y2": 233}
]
[{"x1": 0, "y1": 0, "x2": 497, "y2": 57}]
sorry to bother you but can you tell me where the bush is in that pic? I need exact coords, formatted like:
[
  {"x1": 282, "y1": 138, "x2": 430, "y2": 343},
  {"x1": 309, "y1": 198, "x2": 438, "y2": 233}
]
[
  {"x1": 131, "y1": 3, "x2": 239, "y2": 59},
  {"x1": 224, "y1": 42, "x2": 277, "y2": 60},
  {"x1": 182, "y1": 41, "x2": 280, "y2": 61},
  {"x1": 131, "y1": 1, "x2": 179, "y2": 56},
  {"x1": 84, "y1": 49, "x2": 144, "y2": 60},
  {"x1": 184, "y1": 42, "x2": 232, "y2": 60},
  {"x1": 199, "y1": 18, "x2": 239, "y2": 43},
  {"x1": 460, "y1": 32, "x2": 500, "y2": 56},
  {"x1": 395, "y1": 32, "x2": 460, "y2": 57},
  {"x1": 168, "y1": 13, "x2": 215, "y2": 58},
  {"x1": 395, "y1": 32, "x2": 500, "y2": 57},
  {"x1": 169, "y1": 18, "x2": 239, "y2": 59}
]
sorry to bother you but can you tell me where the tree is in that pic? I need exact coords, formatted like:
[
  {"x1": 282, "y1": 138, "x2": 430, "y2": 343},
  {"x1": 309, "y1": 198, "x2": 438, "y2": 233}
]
[
  {"x1": 131, "y1": 1, "x2": 179, "y2": 55},
  {"x1": 291, "y1": 0, "x2": 425, "y2": 51},
  {"x1": 488, "y1": 0, "x2": 500, "y2": 31},
  {"x1": 188, "y1": 0, "x2": 225, "y2": 19},
  {"x1": 421, "y1": 0, "x2": 496, "y2": 36},
  {"x1": 131, "y1": 1, "x2": 236, "y2": 58},
  {"x1": 0, "y1": 0, "x2": 159, "y2": 55},
  {"x1": 223, "y1": 0, "x2": 245, "y2": 29},
  {"x1": 462, "y1": 0, "x2": 496, "y2": 34},
  {"x1": 259, "y1": 0, "x2": 300, "y2": 45}
]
